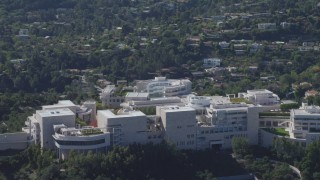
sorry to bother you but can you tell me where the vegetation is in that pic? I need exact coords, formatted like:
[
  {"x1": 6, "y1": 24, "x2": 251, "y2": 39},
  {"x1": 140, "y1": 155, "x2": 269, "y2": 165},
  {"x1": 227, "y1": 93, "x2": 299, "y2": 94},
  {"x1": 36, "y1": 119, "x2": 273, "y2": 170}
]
[
  {"x1": 272, "y1": 138, "x2": 305, "y2": 165},
  {"x1": 1, "y1": 0, "x2": 320, "y2": 132},
  {"x1": 243, "y1": 155, "x2": 293, "y2": 180},
  {"x1": 0, "y1": 142, "x2": 247, "y2": 179},
  {"x1": 300, "y1": 140, "x2": 320, "y2": 180},
  {"x1": 232, "y1": 137, "x2": 250, "y2": 158},
  {"x1": 262, "y1": 128, "x2": 290, "y2": 136},
  {"x1": 280, "y1": 103, "x2": 300, "y2": 112},
  {"x1": 81, "y1": 128, "x2": 103, "y2": 136},
  {"x1": 1, "y1": 0, "x2": 320, "y2": 178},
  {"x1": 75, "y1": 117, "x2": 88, "y2": 127},
  {"x1": 229, "y1": 98, "x2": 252, "y2": 104}
]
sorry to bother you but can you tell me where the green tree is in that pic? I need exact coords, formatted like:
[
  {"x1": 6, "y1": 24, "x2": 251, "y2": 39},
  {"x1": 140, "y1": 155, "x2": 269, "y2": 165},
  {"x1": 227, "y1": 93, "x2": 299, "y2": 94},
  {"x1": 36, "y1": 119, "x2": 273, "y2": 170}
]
[
  {"x1": 232, "y1": 137, "x2": 250, "y2": 158},
  {"x1": 300, "y1": 139, "x2": 320, "y2": 180}
]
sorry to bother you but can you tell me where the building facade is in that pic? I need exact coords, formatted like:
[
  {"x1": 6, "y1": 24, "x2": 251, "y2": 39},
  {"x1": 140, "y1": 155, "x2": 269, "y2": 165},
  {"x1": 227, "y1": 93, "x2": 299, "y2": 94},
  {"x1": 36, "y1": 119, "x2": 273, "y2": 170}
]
[
  {"x1": 289, "y1": 104, "x2": 320, "y2": 144},
  {"x1": 203, "y1": 58, "x2": 221, "y2": 68},
  {"x1": 238, "y1": 89, "x2": 280, "y2": 105},
  {"x1": 100, "y1": 85, "x2": 125, "y2": 108},
  {"x1": 134, "y1": 77, "x2": 192, "y2": 98}
]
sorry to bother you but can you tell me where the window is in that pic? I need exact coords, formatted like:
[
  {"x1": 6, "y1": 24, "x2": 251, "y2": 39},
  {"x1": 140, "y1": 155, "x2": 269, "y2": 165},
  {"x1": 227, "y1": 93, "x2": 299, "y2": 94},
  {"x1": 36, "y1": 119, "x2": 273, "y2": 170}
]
[
  {"x1": 273, "y1": 121, "x2": 278, "y2": 127},
  {"x1": 266, "y1": 121, "x2": 271, "y2": 127},
  {"x1": 56, "y1": 139, "x2": 105, "y2": 146}
]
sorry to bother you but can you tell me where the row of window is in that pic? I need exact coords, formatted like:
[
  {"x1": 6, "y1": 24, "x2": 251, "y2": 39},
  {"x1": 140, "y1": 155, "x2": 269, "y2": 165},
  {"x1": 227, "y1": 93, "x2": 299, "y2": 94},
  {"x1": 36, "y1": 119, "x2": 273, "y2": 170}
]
[
  {"x1": 226, "y1": 112, "x2": 247, "y2": 115},
  {"x1": 199, "y1": 127, "x2": 247, "y2": 134},
  {"x1": 259, "y1": 121, "x2": 280, "y2": 127},
  {"x1": 295, "y1": 118, "x2": 320, "y2": 121},
  {"x1": 296, "y1": 122, "x2": 320, "y2": 126},
  {"x1": 56, "y1": 139, "x2": 106, "y2": 146},
  {"x1": 176, "y1": 140, "x2": 195, "y2": 146},
  {"x1": 147, "y1": 135, "x2": 162, "y2": 139},
  {"x1": 108, "y1": 99, "x2": 124, "y2": 103},
  {"x1": 224, "y1": 134, "x2": 248, "y2": 140},
  {"x1": 187, "y1": 134, "x2": 195, "y2": 138}
]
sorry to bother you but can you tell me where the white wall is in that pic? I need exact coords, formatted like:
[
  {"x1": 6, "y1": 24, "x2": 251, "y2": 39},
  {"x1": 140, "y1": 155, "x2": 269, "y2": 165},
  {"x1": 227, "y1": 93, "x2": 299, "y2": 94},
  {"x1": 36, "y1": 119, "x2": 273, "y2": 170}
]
[{"x1": 0, "y1": 132, "x2": 31, "y2": 150}]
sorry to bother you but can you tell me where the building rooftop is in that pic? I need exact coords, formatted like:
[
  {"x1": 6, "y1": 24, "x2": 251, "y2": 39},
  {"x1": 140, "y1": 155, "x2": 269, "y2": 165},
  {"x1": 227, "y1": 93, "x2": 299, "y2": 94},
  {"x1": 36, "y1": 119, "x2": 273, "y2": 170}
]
[
  {"x1": 99, "y1": 109, "x2": 146, "y2": 118},
  {"x1": 293, "y1": 106, "x2": 320, "y2": 116},
  {"x1": 37, "y1": 108, "x2": 75, "y2": 117},
  {"x1": 58, "y1": 100, "x2": 76, "y2": 106},
  {"x1": 211, "y1": 96, "x2": 231, "y2": 105},
  {"x1": 247, "y1": 89, "x2": 272, "y2": 94},
  {"x1": 101, "y1": 85, "x2": 116, "y2": 94},
  {"x1": 160, "y1": 106, "x2": 195, "y2": 112},
  {"x1": 126, "y1": 92, "x2": 149, "y2": 98},
  {"x1": 42, "y1": 100, "x2": 76, "y2": 110}
]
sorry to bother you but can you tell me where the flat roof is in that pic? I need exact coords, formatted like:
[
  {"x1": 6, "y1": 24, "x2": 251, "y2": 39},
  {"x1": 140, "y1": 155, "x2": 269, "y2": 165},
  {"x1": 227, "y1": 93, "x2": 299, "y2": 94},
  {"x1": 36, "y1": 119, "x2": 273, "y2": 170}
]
[
  {"x1": 37, "y1": 108, "x2": 75, "y2": 117},
  {"x1": 126, "y1": 92, "x2": 149, "y2": 98},
  {"x1": 42, "y1": 100, "x2": 76, "y2": 110},
  {"x1": 213, "y1": 106, "x2": 248, "y2": 111},
  {"x1": 247, "y1": 89, "x2": 272, "y2": 94},
  {"x1": 293, "y1": 107, "x2": 320, "y2": 116},
  {"x1": 99, "y1": 109, "x2": 146, "y2": 118},
  {"x1": 211, "y1": 96, "x2": 231, "y2": 104},
  {"x1": 160, "y1": 106, "x2": 195, "y2": 112}
]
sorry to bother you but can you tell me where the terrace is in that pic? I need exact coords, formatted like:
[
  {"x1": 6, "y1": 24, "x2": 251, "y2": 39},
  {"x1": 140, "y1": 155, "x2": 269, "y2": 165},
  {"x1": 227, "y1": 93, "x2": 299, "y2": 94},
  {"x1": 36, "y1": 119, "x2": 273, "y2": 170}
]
[{"x1": 55, "y1": 126, "x2": 106, "y2": 137}]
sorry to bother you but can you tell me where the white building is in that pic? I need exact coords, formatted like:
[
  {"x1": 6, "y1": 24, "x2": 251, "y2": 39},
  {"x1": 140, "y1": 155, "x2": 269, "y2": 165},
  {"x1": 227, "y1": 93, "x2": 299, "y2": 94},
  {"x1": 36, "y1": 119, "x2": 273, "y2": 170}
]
[
  {"x1": 203, "y1": 58, "x2": 221, "y2": 68},
  {"x1": 125, "y1": 92, "x2": 149, "y2": 101},
  {"x1": 100, "y1": 85, "x2": 125, "y2": 108},
  {"x1": 258, "y1": 23, "x2": 277, "y2": 30},
  {"x1": 157, "y1": 106, "x2": 197, "y2": 150},
  {"x1": 18, "y1": 29, "x2": 29, "y2": 38},
  {"x1": 238, "y1": 89, "x2": 280, "y2": 105},
  {"x1": 42, "y1": 100, "x2": 77, "y2": 113},
  {"x1": 36, "y1": 108, "x2": 76, "y2": 149},
  {"x1": 52, "y1": 124, "x2": 110, "y2": 160},
  {"x1": 42, "y1": 100, "x2": 96, "y2": 123},
  {"x1": 289, "y1": 104, "x2": 320, "y2": 143},
  {"x1": 199, "y1": 102, "x2": 261, "y2": 150},
  {"x1": 0, "y1": 132, "x2": 32, "y2": 151},
  {"x1": 97, "y1": 109, "x2": 163, "y2": 146},
  {"x1": 77, "y1": 101, "x2": 97, "y2": 122},
  {"x1": 259, "y1": 104, "x2": 320, "y2": 148},
  {"x1": 186, "y1": 95, "x2": 230, "y2": 110},
  {"x1": 219, "y1": 41, "x2": 230, "y2": 49},
  {"x1": 121, "y1": 96, "x2": 183, "y2": 108},
  {"x1": 134, "y1": 77, "x2": 192, "y2": 98}
]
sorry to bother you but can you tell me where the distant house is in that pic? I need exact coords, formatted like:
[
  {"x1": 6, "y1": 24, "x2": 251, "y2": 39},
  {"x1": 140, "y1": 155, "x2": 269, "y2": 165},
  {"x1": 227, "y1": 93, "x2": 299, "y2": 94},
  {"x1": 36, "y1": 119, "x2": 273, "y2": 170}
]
[
  {"x1": 219, "y1": 41, "x2": 230, "y2": 49},
  {"x1": 186, "y1": 36, "x2": 201, "y2": 47},
  {"x1": 250, "y1": 43, "x2": 262, "y2": 53},
  {"x1": 191, "y1": 71, "x2": 204, "y2": 78},
  {"x1": 302, "y1": 42, "x2": 315, "y2": 47},
  {"x1": 248, "y1": 66, "x2": 258, "y2": 72},
  {"x1": 305, "y1": 90, "x2": 319, "y2": 98},
  {"x1": 18, "y1": 29, "x2": 29, "y2": 38},
  {"x1": 299, "y1": 46, "x2": 314, "y2": 52},
  {"x1": 233, "y1": 44, "x2": 247, "y2": 55},
  {"x1": 282, "y1": 43, "x2": 297, "y2": 51},
  {"x1": 280, "y1": 22, "x2": 295, "y2": 29},
  {"x1": 211, "y1": 15, "x2": 226, "y2": 21},
  {"x1": 203, "y1": 58, "x2": 221, "y2": 68},
  {"x1": 257, "y1": 23, "x2": 277, "y2": 30}
]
